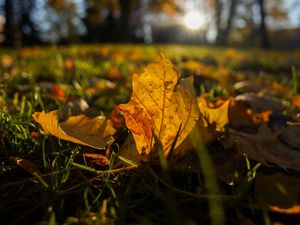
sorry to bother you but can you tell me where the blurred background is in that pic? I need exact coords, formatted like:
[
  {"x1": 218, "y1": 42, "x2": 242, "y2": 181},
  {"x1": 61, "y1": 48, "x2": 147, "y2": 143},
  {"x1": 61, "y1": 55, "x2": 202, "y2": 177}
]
[{"x1": 0, "y1": 0, "x2": 299, "y2": 49}]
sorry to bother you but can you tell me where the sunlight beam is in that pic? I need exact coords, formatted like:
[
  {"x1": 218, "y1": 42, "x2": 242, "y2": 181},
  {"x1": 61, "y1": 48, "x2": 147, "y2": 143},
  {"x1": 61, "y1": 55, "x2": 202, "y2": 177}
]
[{"x1": 184, "y1": 11, "x2": 205, "y2": 30}]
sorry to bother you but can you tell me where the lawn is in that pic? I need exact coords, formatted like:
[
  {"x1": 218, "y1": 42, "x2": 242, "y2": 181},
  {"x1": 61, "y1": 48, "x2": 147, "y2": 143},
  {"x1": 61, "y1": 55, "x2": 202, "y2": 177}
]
[{"x1": 1, "y1": 44, "x2": 300, "y2": 225}]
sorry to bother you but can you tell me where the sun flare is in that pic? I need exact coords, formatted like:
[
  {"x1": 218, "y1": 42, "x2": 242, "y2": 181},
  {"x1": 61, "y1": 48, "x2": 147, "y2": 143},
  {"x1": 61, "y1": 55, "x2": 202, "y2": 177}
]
[{"x1": 184, "y1": 11, "x2": 205, "y2": 30}]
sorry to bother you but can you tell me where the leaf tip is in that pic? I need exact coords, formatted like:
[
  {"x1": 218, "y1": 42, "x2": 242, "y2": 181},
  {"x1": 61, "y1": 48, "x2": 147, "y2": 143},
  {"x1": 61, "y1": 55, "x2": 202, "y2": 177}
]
[{"x1": 159, "y1": 52, "x2": 166, "y2": 61}]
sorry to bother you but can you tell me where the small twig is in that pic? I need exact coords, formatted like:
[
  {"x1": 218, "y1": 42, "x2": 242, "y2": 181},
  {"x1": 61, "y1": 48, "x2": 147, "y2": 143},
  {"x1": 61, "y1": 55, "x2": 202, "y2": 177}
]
[
  {"x1": 58, "y1": 165, "x2": 137, "y2": 194},
  {"x1": 144, "y1": 162, "x2": 240, "y2": 202},
  {"x1": 94, "y1": 165, "x2": 138, "y2": 175}
]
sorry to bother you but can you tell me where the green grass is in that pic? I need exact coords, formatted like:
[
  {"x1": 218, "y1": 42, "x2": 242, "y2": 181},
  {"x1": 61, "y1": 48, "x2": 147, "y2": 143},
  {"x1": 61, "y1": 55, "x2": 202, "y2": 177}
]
[{"x1": 1, "y1": 44, "x2": 300, "y2": 225}]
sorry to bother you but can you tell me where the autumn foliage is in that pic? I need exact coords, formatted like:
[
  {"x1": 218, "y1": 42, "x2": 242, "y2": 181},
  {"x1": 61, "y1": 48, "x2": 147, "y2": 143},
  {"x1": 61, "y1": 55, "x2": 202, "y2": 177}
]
[
  {"x1": 33, "y1": 54, "x2": 300, "y2": 174},
  {"x1": 2, "y1": 46, "x2": 300, "y2": 225}
]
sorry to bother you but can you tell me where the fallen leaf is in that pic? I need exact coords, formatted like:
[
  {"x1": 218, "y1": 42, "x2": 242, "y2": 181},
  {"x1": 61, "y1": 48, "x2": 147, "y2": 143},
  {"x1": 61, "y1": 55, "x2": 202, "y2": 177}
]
[
  {"x1": 228, "y1": 99, "x2": 255, "y2": 131},
  {"x1": 111, "y1": 51, "x2": 125, "y2": 62},
  {"x1": 235, "y1": 93, "x2": 283, "y2": 115},
  {"x1": 279, "y1": 125, "x2": 300, "y2": 150},
  {"x1": 251, "y1": 110, "x2": 273, "y2": 125},
  {"x1": 234, "y1": 81, "x2": 265, "y2": 93},
  {"x1": 31, "y1": 131, "x2": 40, "y2": 139},
  {"x1": 255, "y1": 171, "x2": 300, "y2": 207},
  {"x1": 269, "y1": 205, "x2": 300, "y2": 214},
  {"x1": 197, "y1": 96, "x2": 230, "y2": 132},
  {"x1": 64, "y1": 58, "x2": 75, "y2": 70},
  {"x1": 223, "y1": 124, "x2": 300, "y2": 171},
  {"x1": 107, "y1": 66, "x2": 121, "y2": 80},
  {"x1": 51, "y1": 84, "x2": 68, "y2": 101},
  {"x1": 116, "y1": 134, "x2": 147, "y2": 167},
  {"x1": 0, "y1": 101, "x2": 6, "y2": 109},
  {"x1": 166, "y1": 122, "x2": 215, "y2": 161},
  {"x1": 10, "y1": 156, "x2": 42, "y2": 176},
  {"x1": 83, "y1": 153, "x2": 110, "y2": 166},
  {"x1": 1, "y1": 54, "x2": 13, "y2": 68},
  {"x1": 119, "y1": 54, "x2": 199, "y2": 158},
  {"x1": 234, "y1": 81, "x2": 288, "y2": 95},
  {"x1": 259, "y1": 110, "x2": 273, "y2": 123},
  {"x1": 128, "y1": 50, "x2": 142, "y2": 61},
  {"x1": 197, "y1": 97, "x2": 255, "y2": 132},
  {"x1": 109, "y1": 105, "x2": 125, "y2": 129},
  {"x1": 32, "y1": 110, "x2": 116, "y2": 149},
  {"x1": 291, "y1": 95, "x2": 300, "y2": 109},
  {"x1": 183, "y1": 60, "x2": 202, "y2": 72},
  {"x1": 270, "y1": 82, "x2": 289, "y2": 95}
]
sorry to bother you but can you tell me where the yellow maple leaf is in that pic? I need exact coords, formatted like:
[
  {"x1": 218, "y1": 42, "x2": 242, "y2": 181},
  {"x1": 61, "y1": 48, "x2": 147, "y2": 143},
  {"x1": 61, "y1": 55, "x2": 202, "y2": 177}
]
[
  {"x1": 32, "y1": 110, "x2": 116, "y2": 149},
  {"x1": 197, "y1": 97, "x2": 230, "y2": 132},
  {"x1": 119, "y1": 54, "x2": 200, "y2": 157}
]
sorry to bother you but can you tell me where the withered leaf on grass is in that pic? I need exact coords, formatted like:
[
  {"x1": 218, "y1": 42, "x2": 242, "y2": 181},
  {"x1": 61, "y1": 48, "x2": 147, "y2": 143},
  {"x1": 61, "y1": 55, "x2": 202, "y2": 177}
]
[
  {"x1": 119, "y1": 54, "x2": 199, "y2": 158},
  {"x1": 116, "y1": 134, "x2": 148, "y2": 166},
  {"x1": 10, "y1": 156, "x2": 42, "y2": 176},
  {"x1": 291, "y1": 95, "x2": 300, "y2": 109},
  {"x1": 255, "y1": 171, "x2": 300, "y2": 207},
  {"x1": 235, "y1": 93, "x2": 283, "y2": 115},
  {"x1": 32, "y1": 110, "x2": 116, "y2": 149},
  {"x1": 83, "y1": 153, "x2": 110, "y2": 166},
  {"x1": 197, "y1": 96, "x2": 230, "y2": 132},
  {"x1": 223, "y1": 124, "x2": 300, "y2": 171},
  {"x1": 269, "y1": 205, "x2": 300, "y2": 215}
]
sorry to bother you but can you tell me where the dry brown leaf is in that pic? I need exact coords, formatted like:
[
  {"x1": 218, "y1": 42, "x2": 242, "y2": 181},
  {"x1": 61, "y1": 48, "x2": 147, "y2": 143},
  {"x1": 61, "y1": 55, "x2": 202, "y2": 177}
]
[
  {"x1": 183, "y1": 60, "x2": 202, "y2": 72},
  {"x1": 83, "y1": 153, "x2": 110, "y2": 166},
  {"x1": 109, "y1": 105, "x2": 125, "y2": 129},
  {"x1": 224, "y1": 124, "x2": 300, "y2": 171},
  {"x1": 10, "y1": 156, "x2": 42, "y2": 176},
  {"x1": 1, "y1": 54, "x2": 13, "y2": 68},
  {"x1": 51, "y1": 84, "x2": 68, "y2": 102},
  {"x1": 119, "y1": 54, "x2": 199, "y2": 158},
  {"x1": 64, "y1": 58, "x2": 74, "y2": 70},
  {"x1": 291, "y1": 95, "x2": 300, "y2": 109},
  {"x1": 235, "y1": 93, "x2": 283, "y2": 115},
  {"x1": 116, "y1": 134, "x2": 147, "y2": 166},
  {"x1": 279, "y1": 125, "x2": 300, "y2": 149},
  {"x1": 269, "y1": 205, "x2": 300, "y2": 214},
  {"x1": 107, "y1": 66, "x2": 121, "y2": 80},
  {"x1": 234, "y1": 81, "x2": 289, "y2": 95},
  {"x1": 32, "y1": 110, "x2": 116, "y2": 149},
  {"x1": 197, "y1": 96, "x2": 230, "y2": 132},
  {"x1": 255, "y1": 171, "x2": 300, "y2": 207},
  {"x1": 228, "y1": 99, "x2": 255, "y2": 130}
]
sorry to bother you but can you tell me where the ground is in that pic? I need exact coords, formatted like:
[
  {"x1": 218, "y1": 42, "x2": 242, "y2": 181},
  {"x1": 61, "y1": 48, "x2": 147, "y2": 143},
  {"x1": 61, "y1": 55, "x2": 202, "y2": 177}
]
[{"x1": 1, "y1": 44, "x2": 300, "y2": 225}]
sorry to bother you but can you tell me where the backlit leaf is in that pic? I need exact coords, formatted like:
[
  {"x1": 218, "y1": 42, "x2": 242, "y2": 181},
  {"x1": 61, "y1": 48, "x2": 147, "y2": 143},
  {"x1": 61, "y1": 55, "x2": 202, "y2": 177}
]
[
  {"x1": 269, "y1": 205, "x2": 300, "y2": 214},
  {"x1": 198, "y1": 96, "x2": 230, "y2": 132},
  {"x1": 32, "y1": 110, "x2": 116, "y2": 149},
  {"x1": 119, "y1": 54, "x2": 199, "y2": 158}
]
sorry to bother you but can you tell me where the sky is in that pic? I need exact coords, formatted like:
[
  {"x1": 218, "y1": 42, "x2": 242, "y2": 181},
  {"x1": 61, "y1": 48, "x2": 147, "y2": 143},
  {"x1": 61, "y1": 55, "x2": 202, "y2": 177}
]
[
  {"x1": 0, "y1": 0, "x2": 299, "y2": 27},
  {"x1": 284, "y1": 0, "x2": 300, "y2": 27},
  {"x1": 0, "y1": 0, "x2": 299, "y2": 36}
]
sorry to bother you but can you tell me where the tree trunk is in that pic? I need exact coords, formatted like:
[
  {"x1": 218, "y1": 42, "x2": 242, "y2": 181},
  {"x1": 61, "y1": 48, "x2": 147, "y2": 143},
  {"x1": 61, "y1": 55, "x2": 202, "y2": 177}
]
[
  {"x1": 214, "y1": 0, "x2": 223, "y2": 44},
  {"x1": 118, "y1": 0, "x2": 133, "y2": 42},
  {"x1": 222, "y1": 0, "x2": 237, "y2": 44},
  {"x1": 215, "y1": 0, "x2": 238, "y2": 45},
  {"x1": 21, "y1": 0, "x2": 39, "y2": 45},
  {"x1": 258, "y1": 0, "x2": 270, "y2": 48},
  {"x1": 4, "y1": 0, "x2": 14, "y2": 46}
]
